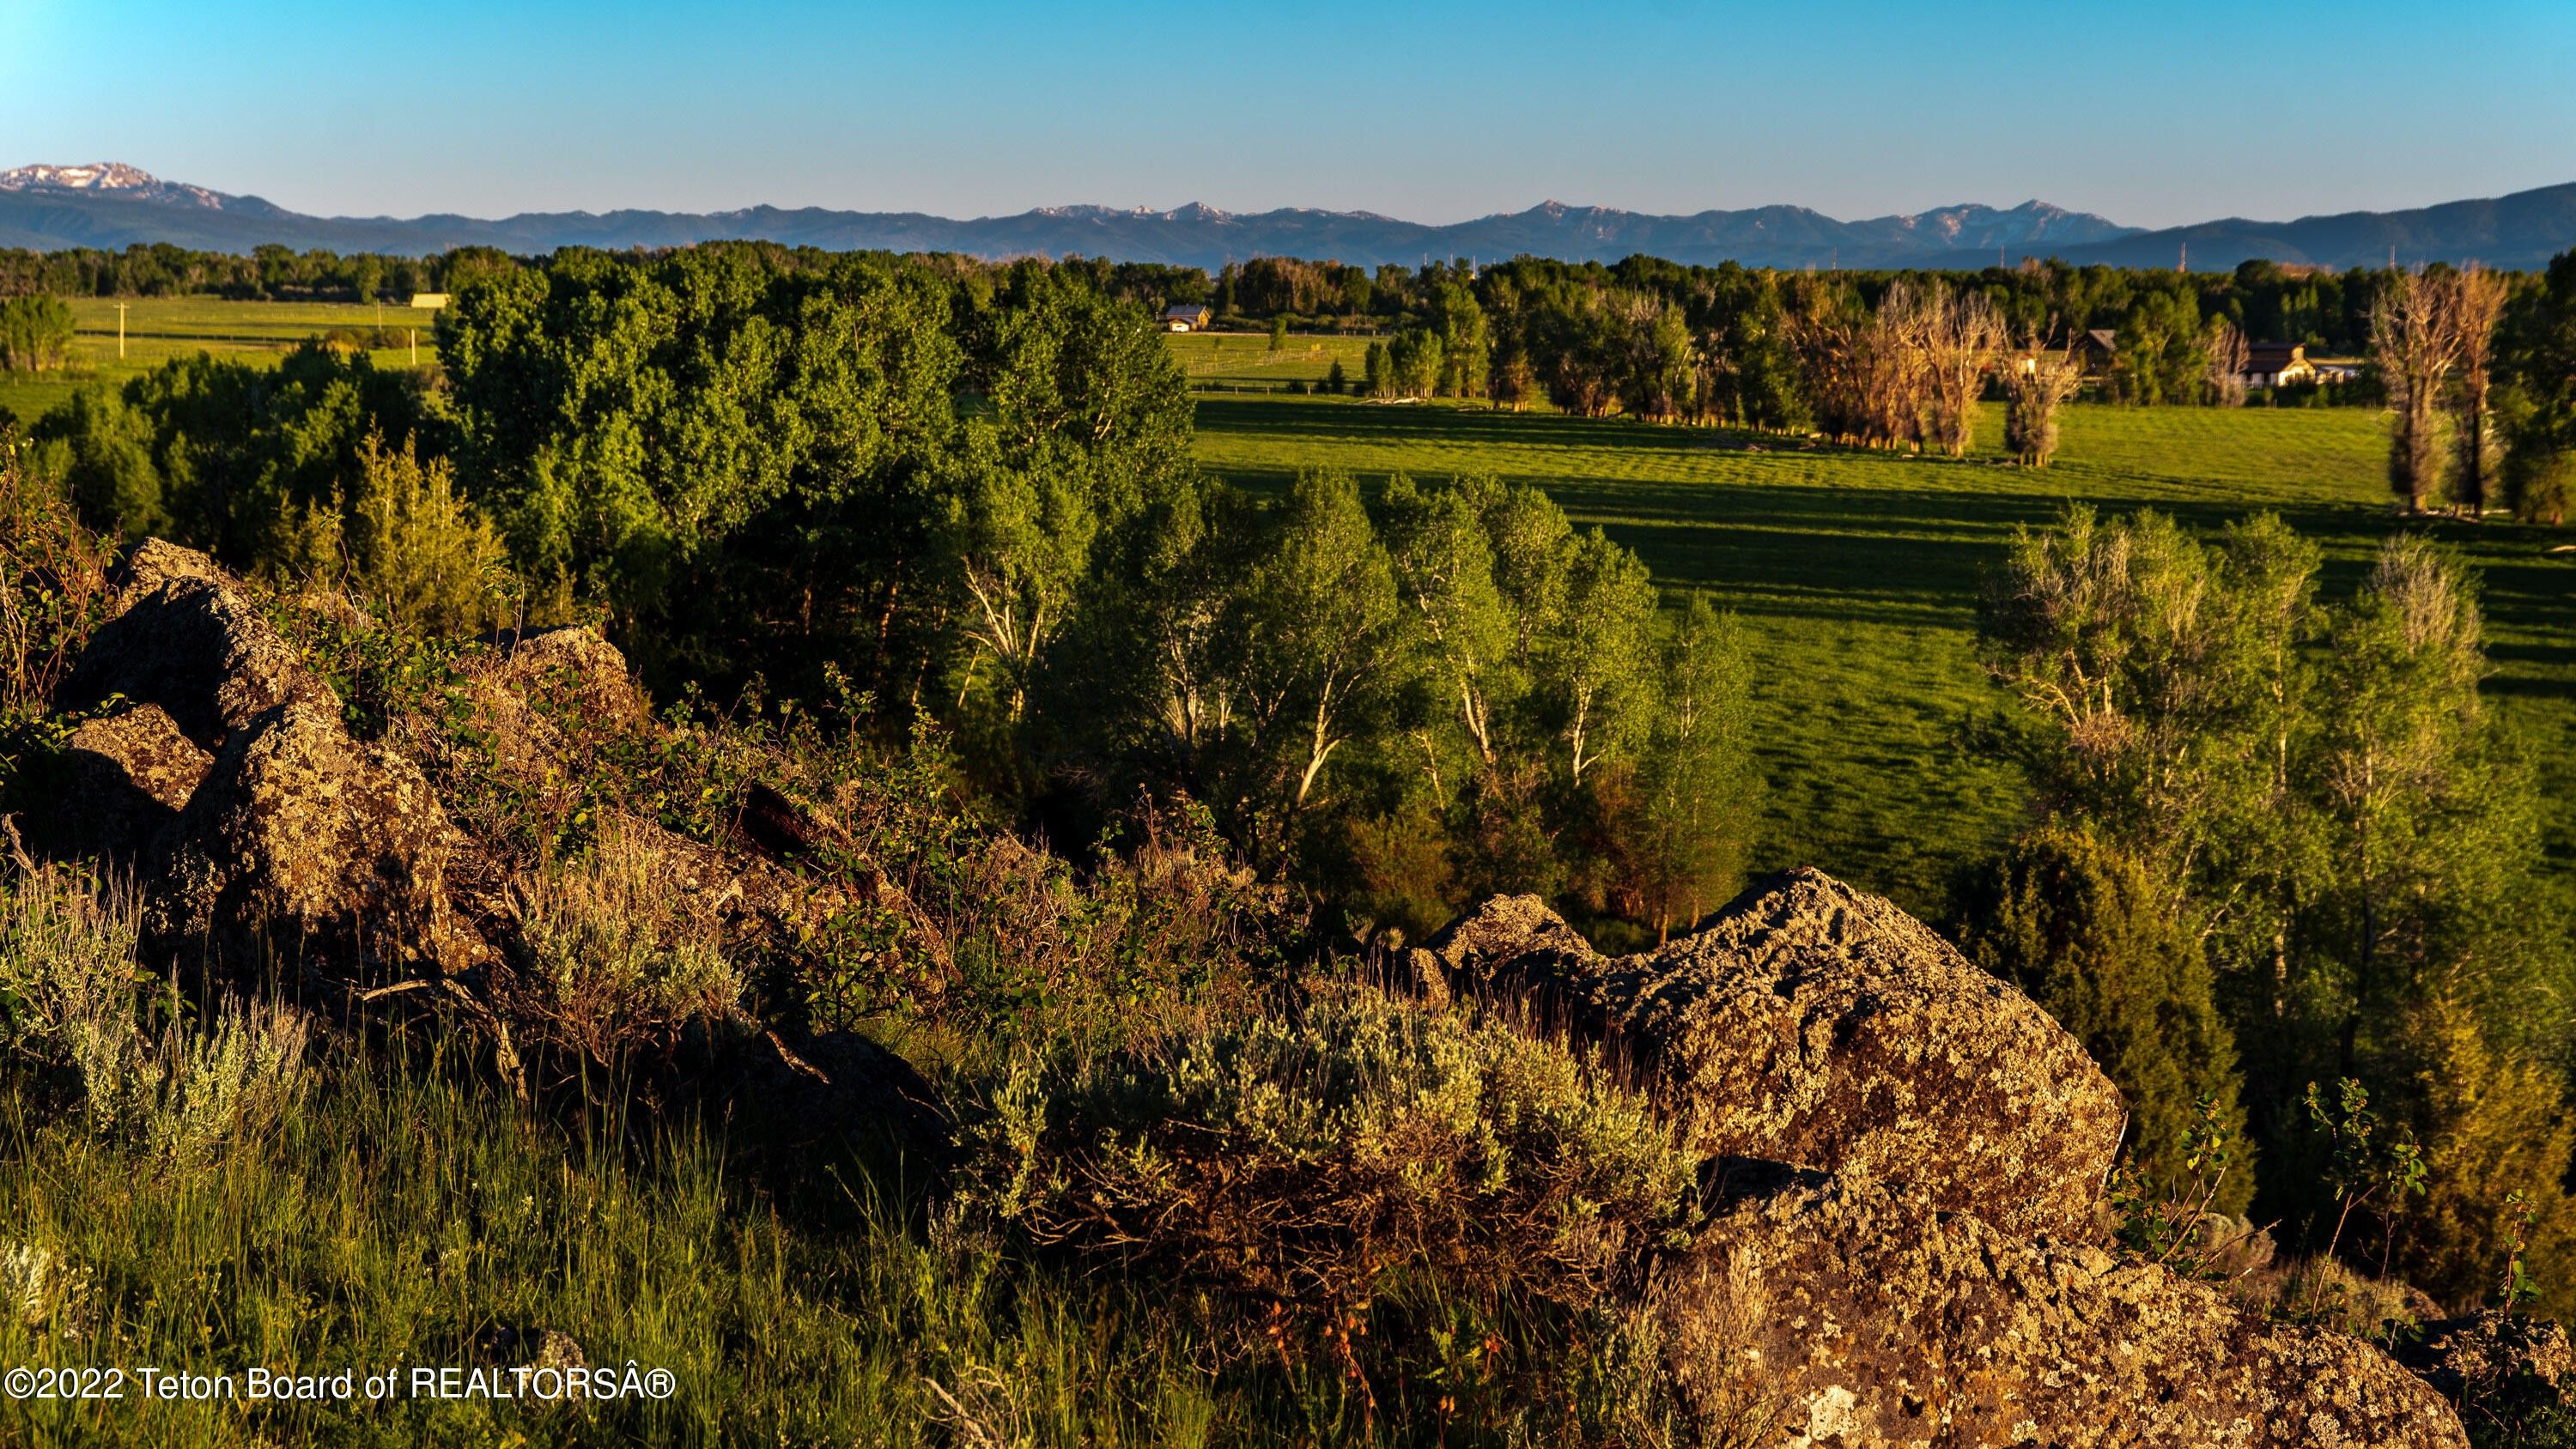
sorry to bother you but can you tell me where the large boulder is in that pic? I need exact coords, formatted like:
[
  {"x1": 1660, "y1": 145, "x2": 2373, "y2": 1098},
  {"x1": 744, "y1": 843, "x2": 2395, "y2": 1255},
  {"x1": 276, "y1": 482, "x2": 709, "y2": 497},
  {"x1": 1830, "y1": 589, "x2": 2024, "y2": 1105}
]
[
  {"x1": 1656, "y1": 1167, "x2": 2469, "y2": 1449},
  {"x1": 106, "y1": 537, "x2": 237, "y2": 614},
  {"x1": 15, "y1": 703, "x2": 210, "y2": 864},
  {"x1": 1436, "y1": 868, "x2": 2126, "y2": 1241},
  {"x1": 146, "y1": 700, "x2": 483, "y2": 979},
  {"x1": 57, "y1": 575, "x2": 331, "y2": 752}
]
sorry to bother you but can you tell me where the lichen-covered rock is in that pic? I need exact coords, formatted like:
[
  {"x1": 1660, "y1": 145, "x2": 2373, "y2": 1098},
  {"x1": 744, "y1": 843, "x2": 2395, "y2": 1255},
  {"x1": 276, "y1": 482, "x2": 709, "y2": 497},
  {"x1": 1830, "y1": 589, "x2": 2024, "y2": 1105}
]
[
  {"x1": 481, "y1": 626, "x2": 653, "y2": 730},
  {"x1": 106, "y1": 538, "x2": 236, "y2": 614},
  {"x1": 57, "y1": 576, "x2": 331, "y2": 751},
  {"x1": 1418, "y1": 891, "x2": 1601, "y2": 981},
  {"x1": 1656, "y1": 1167, "x2": 2469, "y2": 1449},
  {"x1": 1446, "y1": 869, "x2": 2125, "y2": 1240},
  {"x1": 18, "y1": 703, "x2": 210, "y2": 863},
  {"x1": 146, "y1": 700, "x2": 483, "y2": 978}
]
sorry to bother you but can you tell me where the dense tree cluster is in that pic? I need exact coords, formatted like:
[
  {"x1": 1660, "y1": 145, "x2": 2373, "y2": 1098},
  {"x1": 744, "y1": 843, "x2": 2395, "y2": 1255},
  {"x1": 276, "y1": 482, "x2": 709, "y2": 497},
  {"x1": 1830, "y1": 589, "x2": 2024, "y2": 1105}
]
[{"x1": 1978, "y1": 506, "x2": 2573, "y2": 1305}]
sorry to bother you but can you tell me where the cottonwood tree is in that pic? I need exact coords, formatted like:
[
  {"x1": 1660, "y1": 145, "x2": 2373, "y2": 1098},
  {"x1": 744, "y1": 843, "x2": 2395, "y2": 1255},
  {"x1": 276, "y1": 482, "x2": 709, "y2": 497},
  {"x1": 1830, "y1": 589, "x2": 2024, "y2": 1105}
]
[
  {"x1": 2002, "y1": 330, "x2": 2085, "y2": 466},
  {"x1": 1217, "y1": 469, "x2": 1402, "y2": 840},
  {"x1": 2445, "y1": 264, "x2": 2510, "y2": 514},
  {"x1": 2205, "y1": 317, "x2": 2250, "y2": 407},
  {"x1": 1921, "y1": 286, "x2": 2003, "y2": 457},
  {"x1": 1983, "y1": 507, "x2": 2576, "y2": 1308},
  {"x1": 1546, "y1": 527, "x2": 1657, "y2": 787},
  {"x1": 1623, "y1": 595, "x2": 1759, "y2": 937},
  {"x1": 2372, "y1": 270, "x2": 2461, "y2": 512}
]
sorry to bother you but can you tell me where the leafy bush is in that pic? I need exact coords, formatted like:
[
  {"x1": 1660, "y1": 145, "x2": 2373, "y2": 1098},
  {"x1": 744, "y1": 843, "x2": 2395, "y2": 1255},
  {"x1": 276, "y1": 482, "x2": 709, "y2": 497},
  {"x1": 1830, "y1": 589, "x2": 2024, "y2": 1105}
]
[
  {"x1": 970, "y1": 985, "x2": 1698, "y2": 1405},
  {"x1": 0, "y1": 440, "x2": 113, "y2": 712}
]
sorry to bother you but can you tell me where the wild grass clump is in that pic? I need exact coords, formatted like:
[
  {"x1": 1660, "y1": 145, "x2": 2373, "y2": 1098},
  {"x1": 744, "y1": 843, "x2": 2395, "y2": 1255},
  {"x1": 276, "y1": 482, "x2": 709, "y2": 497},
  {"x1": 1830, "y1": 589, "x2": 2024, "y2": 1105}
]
[
  {"x1": 969, "y1": 983, "x2": 1698, "y2": 1434},
  {"x1": 507, "y1": 816, "x2": 748, "y2": 1063}
]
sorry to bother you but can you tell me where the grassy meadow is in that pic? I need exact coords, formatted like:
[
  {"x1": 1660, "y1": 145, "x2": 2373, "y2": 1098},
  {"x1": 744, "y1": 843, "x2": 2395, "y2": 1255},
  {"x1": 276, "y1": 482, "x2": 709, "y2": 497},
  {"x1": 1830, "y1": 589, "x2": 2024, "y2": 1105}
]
[
  {"x1": 0, "y1": 298, "x2": 439, "y2": 422},
  {"x1": 1189, "y1": 385, "x2": 2576, "y2": 918},
  {"x1": 1166, "y1": 330, "x2": 1376, "y2": 391}
]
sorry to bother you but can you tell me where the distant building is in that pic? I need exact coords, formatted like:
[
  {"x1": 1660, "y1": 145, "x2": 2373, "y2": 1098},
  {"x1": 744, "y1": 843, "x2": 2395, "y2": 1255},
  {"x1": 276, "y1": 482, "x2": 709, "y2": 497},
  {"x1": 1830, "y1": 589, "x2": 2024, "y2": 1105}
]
[
  {"x1": 2075, "y1": 328, "x2": 2119, "y2": 377},
  {"x1": 409, "y1": 293, "x2": 451, "y2": 311},
  {"x1": 2241, "y1": 343, "x2": 2318, "y2": 390},
  {"x1": 1161, "y1": 305, "x2": 1212, "y2": 333}
]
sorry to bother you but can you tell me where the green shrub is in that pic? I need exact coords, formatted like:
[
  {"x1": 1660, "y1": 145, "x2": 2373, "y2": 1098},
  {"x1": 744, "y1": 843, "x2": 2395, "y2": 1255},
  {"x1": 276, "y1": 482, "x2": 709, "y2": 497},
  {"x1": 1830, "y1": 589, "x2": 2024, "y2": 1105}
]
[
  {"x1": 0, "y1": 864, "x2": 310, "y2": 1171},
  {"x1": 1968, "y1": 823, "x2": 2251, "y2": 1214},
  {"x1": 970, "y1": 984, "x2": 1697, "y2": 1428}
]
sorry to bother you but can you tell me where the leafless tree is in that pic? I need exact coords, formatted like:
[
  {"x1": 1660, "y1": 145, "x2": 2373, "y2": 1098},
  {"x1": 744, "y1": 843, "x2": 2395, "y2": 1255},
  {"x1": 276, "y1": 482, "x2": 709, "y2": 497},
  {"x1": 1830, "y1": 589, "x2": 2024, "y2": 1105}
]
[
  {"x1": 2003, "y1": 327, "x2": 2086, "y2": 466},
  {"x1": 2204, "y1": 318, "x2": 2250, "y2": 407},
  {"x1": 2371, "y1": 270, "x2": 2461, "y2": 513},
  {"x1": 2445, "y1": 264, "x2": 2510, "y2": 515},
  {"x1": 1922, "y1": 286, "x2": 2004, "y2": 456}
]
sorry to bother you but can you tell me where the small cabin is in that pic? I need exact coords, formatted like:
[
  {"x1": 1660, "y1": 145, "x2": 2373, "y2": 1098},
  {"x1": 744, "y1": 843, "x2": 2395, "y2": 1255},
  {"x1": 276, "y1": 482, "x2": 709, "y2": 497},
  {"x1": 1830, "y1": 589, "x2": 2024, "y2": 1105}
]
[
  {"x1": 2240, "y1": 342, "x2": 2318, "y2": 390},
  {"x1": 2075, "y1": 329, "x2": 2119, "y2": 377},
  {"x1": 1161, "y1": 305, "x2": 1212, "y2": 333},
  {"x1": 408, "y1": 293, "x2": 451, "y2": 311}
]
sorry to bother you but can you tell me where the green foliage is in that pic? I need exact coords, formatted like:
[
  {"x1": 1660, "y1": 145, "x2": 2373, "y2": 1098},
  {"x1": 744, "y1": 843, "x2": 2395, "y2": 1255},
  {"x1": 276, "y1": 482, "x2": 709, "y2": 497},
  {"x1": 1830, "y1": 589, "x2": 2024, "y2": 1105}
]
[
  {"x1": 0, "y1": 440, "x2": 114, "y2": 713},
  {"x1": 1983, "y1": 505, "x2": 2574, "y2": 1302},
  {"x1": 1971, "y1": 824, "x2": 2250, "y2": 1211},
  {"x1": 279, "y1": 431, "x2": 517, "y2": 637},
  {"x1": 0, "y1": 864, "x2": 310, "y2": 1173},
  {"x1": 27, "y1": 343, "x2": 440, "y2": 561},
  {"x1": 0, "y1": 295, "x2": 75, "y2": 373}
]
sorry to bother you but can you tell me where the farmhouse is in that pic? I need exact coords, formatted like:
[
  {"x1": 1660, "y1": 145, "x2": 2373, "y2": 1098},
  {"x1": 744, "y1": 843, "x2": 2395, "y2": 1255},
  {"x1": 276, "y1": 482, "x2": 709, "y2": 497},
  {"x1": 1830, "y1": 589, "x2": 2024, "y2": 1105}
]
[
  {"x1": 1161, "y1": 304, "x2": 1212, "y2": 332},
  {"x1": 2075, "y1": 328, "x2": 2119, "y2": 377},
  {"x1": 2241, "y1": 342, "x2": 2318, "y2": 389}
]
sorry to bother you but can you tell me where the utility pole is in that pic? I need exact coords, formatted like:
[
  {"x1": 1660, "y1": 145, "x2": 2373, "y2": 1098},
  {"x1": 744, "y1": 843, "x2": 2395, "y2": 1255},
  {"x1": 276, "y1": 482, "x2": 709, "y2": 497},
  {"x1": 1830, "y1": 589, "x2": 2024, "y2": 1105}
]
[
  {"x1": 114, "y1": 301, "x2": 127, "y2": 359},
  {"x1": 408, "y1": 327, "x2": 417, "y2": 366}
]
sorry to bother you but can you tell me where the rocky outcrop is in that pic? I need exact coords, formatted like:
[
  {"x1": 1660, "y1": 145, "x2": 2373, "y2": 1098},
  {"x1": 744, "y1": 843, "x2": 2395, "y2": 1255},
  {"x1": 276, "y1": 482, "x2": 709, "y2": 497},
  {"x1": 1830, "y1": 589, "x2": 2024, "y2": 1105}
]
[
  {"x1": 57, "y1": 574, "x2": 331, "y2": 751},
  {"x1": 17, "y1": 703, "x2": 210, "y2": 863},
  {"x1": 106, "y1": 537, "x2": 235, "y2": 613},
  {"x1": 1433, "y1": 869, "x2": 2125, "y2": 1240},
  {"x1": 1656, "y1": 1167, "x2": 2470, "y2": 1449},
  {"x1": 143, "y1": 699, "x2": 482, "y2": 979}
]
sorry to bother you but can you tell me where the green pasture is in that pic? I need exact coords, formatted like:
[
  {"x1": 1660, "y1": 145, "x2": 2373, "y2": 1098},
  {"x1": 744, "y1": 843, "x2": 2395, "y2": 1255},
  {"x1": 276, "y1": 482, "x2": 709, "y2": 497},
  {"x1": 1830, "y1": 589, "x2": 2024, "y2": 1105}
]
[
  {"x1": 1190, "y1": 395, "x2": 2576, "y2": 918},
  {"x1": 0, "y1": 297, "x2": 440, "y2": 423},
  {"x1": 1165, "y1": 330, "x2": 1376, "y2": 391}
]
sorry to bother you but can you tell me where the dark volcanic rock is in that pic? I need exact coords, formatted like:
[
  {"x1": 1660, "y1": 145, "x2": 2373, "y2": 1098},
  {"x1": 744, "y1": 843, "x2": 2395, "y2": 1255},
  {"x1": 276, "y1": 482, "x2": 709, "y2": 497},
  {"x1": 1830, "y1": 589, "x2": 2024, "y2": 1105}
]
[
  {"x1": 1438, "y1": 869, "x2": 2126, "y2": 1240},
  {"x1": 1656, "y1": 1169, "x2": 2470, "y2": 1448},
  {"x1": 146, "y1": 700, "x2": 483, "y2": 978},
  {"x1": 58, "y1": 576, "x2": 331, "y2": 751},
  {"x1": 19, "y1": 703, "x2": 210, "y2": 864}
]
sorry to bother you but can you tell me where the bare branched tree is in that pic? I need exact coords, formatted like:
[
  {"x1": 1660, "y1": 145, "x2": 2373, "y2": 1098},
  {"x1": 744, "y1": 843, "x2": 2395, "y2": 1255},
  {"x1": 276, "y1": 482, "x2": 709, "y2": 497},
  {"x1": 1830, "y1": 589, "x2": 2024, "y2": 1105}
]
[
  {"x1": 1922, "y1": 286, "x2": 2004, "y2": 456},
  {"x1": 2445, "y1": 263, "x2": 2510, "y2": 515},
  {"x1": 2205, "y1": 318, "x2": 2250, "y2": 407},
  {"x1": 2003, "y1": 327, "x2": 2086, "y2": 467},
  {"x1": 2371, "y1": 270, "x2": 2462, "y2": 513}
]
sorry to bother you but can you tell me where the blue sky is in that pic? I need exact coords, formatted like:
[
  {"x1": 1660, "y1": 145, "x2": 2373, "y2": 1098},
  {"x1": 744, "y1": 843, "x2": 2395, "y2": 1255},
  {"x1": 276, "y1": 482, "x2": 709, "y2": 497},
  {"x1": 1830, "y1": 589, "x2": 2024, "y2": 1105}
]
[{"x1": 3, "y1": 0, "x2": 2570, "y2": 227}]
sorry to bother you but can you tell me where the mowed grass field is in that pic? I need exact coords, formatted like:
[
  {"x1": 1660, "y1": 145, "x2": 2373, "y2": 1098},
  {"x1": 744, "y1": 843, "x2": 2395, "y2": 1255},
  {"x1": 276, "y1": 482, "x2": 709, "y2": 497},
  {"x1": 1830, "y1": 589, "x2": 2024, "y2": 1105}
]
[
  {"x1": 1189, "y1": 391, "x2": 2576, "y2": 919},
  {"x1": 0, "y1": 297, "x2": 439, "y2": 422},
  {"x1": 1166, "y1": 330, "x2": 1377, "y2": 391}
]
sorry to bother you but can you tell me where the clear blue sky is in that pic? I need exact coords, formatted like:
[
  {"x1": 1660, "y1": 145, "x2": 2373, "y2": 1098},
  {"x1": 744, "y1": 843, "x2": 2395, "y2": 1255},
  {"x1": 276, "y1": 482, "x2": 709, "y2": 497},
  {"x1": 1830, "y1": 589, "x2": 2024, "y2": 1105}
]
[{"x1": 3, "y1": 0, "x2": 2570, "y2": 227}]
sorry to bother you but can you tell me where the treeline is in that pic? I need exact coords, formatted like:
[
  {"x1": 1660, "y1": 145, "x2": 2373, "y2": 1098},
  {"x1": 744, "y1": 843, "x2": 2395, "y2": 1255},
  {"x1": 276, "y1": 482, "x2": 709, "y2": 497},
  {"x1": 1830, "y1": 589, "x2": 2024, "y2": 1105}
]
[
  {"x1": 0, "y1": 242, "x2": 530, "y2": 302},
  {"x1": 14, "y1": 243, "x2": 1759, "y2": 941}
]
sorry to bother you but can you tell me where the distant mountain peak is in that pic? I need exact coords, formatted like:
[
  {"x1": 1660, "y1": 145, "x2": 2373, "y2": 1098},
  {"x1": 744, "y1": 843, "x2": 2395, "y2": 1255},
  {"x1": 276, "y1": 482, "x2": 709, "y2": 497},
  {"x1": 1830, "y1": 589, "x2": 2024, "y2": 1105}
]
[
  {"x1": 0, "y1": 161, "x2": 229, "y2": 209},
  {"x1": 2, "y1": 163, "x2": 2567, "y2": 273}
]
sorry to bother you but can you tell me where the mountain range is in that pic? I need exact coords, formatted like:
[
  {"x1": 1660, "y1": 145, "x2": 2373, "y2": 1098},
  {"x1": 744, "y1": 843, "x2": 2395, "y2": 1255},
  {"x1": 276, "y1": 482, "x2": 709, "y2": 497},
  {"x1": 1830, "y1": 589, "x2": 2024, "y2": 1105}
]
[{"x1": 5, "y1": 163, "x2": 2573, "y2": 273}]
